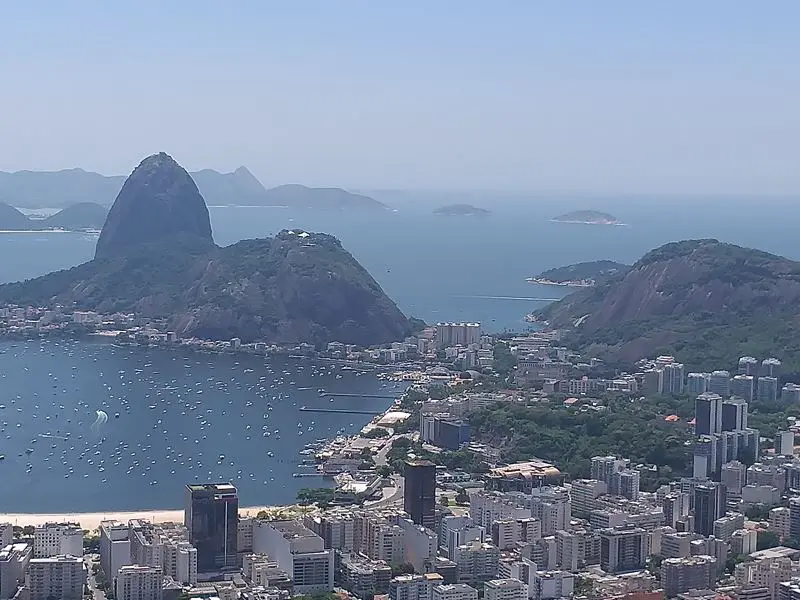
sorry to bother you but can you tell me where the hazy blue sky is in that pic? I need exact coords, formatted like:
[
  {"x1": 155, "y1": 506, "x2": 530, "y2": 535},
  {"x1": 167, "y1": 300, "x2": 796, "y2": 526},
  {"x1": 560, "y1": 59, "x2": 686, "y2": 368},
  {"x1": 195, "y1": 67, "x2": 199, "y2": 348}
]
[{"x1": 1, "y1": 2, "x2": 797, "y2": 194}]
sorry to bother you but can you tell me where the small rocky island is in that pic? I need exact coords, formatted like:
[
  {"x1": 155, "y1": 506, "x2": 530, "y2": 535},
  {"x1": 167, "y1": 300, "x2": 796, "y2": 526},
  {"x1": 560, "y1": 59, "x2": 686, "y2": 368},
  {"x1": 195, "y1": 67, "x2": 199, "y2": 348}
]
[
  {"x1": 551, "y1": 210, "x2": 623, "y2": 225},
  {"x1": 0, "y1": 202, "x2": 107, "y2": 232},
  {"x1": 433, "y1": 203, "x2": 491, "y2": 217},
  {"x1": 528, "y1": 260, "x2": 629, "y2": 287}
]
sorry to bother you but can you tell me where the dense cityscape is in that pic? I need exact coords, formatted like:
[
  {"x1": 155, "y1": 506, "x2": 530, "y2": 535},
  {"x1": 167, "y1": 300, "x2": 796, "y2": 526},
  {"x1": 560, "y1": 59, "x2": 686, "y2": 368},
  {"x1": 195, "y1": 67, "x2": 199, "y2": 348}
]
[{"x1": 4, "y1": 316, "x2": 800, "y2": 600}]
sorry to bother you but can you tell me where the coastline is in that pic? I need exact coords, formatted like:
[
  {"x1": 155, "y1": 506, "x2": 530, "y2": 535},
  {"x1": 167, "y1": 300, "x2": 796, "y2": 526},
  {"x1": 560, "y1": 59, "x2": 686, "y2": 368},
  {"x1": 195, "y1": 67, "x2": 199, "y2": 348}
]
[
  {"x1": 548, "y1": 219, "x2": 627, "y2": 226},
  {"x1": 0, "y1": 505, "x2": 298, "y2": 530}
]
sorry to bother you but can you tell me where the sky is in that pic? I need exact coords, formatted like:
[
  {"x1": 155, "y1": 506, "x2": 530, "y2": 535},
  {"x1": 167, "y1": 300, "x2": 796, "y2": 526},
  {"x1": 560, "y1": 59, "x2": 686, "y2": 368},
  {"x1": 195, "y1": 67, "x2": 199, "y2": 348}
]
[{"x1": 0, "y1": 2, "x2": 798, "y2": 194}]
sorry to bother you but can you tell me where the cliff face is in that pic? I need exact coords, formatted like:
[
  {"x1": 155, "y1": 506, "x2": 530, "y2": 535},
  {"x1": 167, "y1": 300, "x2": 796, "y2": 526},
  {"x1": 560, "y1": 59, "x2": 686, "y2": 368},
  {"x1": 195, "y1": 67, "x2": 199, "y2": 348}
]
[
  {"x1": 541, "y1": 239, "x2": 800, "y2": 367},
  {"x1": 95, "y1": 153, "x2": 213, "y2": 259},
  {"x1": 0, "y1": 153, "x2": 409, "y2": 346}
]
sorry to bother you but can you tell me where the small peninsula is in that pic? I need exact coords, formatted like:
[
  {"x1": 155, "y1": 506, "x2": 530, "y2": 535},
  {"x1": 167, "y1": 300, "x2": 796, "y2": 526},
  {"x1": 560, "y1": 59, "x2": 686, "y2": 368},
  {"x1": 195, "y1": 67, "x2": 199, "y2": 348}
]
[
  {"x1": 433, "y1": 203, "x2": 491, "y2": 217},
  {"x1": 0, "y1": 202, "x2": 108, "y2": 232},
  {"x1": 528, "y1": 260, "x2": 629, "y2": 287},
  {"x1": 551, "y1": 210, "x2": 623, "y2": 225}
]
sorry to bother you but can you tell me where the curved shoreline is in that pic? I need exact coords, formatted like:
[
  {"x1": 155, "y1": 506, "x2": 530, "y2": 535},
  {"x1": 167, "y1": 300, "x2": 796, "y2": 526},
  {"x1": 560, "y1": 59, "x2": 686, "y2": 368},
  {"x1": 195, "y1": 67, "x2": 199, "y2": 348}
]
[{"x1": 0, "y1": 505, "x2": 297, "y2": 530}]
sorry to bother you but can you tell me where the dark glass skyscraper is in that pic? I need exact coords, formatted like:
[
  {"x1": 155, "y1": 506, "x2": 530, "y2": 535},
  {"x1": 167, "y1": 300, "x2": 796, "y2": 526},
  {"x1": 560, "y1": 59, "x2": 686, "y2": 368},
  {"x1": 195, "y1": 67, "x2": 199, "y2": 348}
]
[
  {"x1": 694, "y1": 482, "x2": 726, "y2": 536},
  {"x1": 185, "y1": 483, "x2": 239, "y2": 573},
  {"x1": 404, "y1": 460, "x2": 436, "y2": 530}
]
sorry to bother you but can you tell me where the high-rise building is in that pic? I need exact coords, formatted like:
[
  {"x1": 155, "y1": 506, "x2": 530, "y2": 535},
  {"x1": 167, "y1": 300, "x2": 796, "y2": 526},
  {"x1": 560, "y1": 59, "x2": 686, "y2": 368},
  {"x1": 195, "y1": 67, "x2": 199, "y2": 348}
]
[
  {"x1": 404, "y1": 460, "x2": 437, "y2": 531},
  {"x1": 642, "y1": 369, "x2": 664, "y2": 395},
  {"x1": 613, "y1": 470, "x2": 641, "y2": 501},
  {"x1": 27, "y1": 555, "x2": 84, "y2": 600},
  {"x1": 184, "y1": 483, "x2": 239, "y2": 573},
  {"x1": 115, "y1": 565, "x2": 163, "y2": 600},
  {"x1": 709, "y1": 371, "x2": 731, "y2": 397},
  {"x1": 789, "y1": 498, "x2": 800, "y2": 541},
  {"x1": 731, "y1": 375, "x2": 755, "y2": 402},
  {"x1": 0, "y1": 524, "x2": 12, "y2": 549},
  {"x1": 721, "y1": 461, "x2": 747, "y2": 496},
  {"x1": 721, "y1": 396, "x2": 748, "y2": 431},
  {"x1": 695, "y1": 393, "x2": 724, "y2": 436},
  {"x1": 662, "y1": 493, "x2": 690, "y2": 529},
  {"x1": 663, "y1": 363, "x2": 685, "y2": 395},
  {"x1": 591, "y1": 456, "x2": 627, "y2": 485},
  {"x1": 738, "y1": 356, "x2": 759, "y2": 376},
  {"x1": 435, "y1": 323, "x2": 481, "y2": 349},
  {"x1": 694, "y1": 482, "x2": 726, "y2": 536},
  {"x1": 762, "y1": 358, "x2": 781, "y2": 377},
  {"x1": 483, "y1": 578, "x2": 527, "y2": 600},
  {"x1": 569, "y1": 480, "x2": 607, "y2": 519},
  {"x1": 782, "y1": 383, "x2": 800, "y2": 404},
  {"x1": 757, "y1": 377, "x2": 778, "y2": 403},
  {"x1": 769, "y1": 507, "x2": 791, "y2": 539},
  {"x1": 599, "y1": 526, "x2": 647, "y2": 573},
  {"x1": 252, "y1": 520, "x2": 334, "y2": 594},
  {"x1": 778, "y1": 431, "x2": 795, "y2": 456},
  {"x1": 530, "y1": 487, "x2": 571, "y2": 537},
  {"x1": 431, "y1": 583, "x2": 479, "y2": 600},
  {"x1": 0, "y1": 543, "x2": 31, "y2": 600},
  {"x1": 33, "y1": 522, "x2": 83, "y2": 559},
  {"x1": 687, "y1": 373, "x2": 711, "y2": 395},
  {"x1": 661, "y1": 555, "x2": 716, "y2": 598},
  {"x1": 100, "y1": 520, "x2": 132, "y2": 584},
  {"x1": 529, "y1": 570, "x2": 574, "y2": 600}
]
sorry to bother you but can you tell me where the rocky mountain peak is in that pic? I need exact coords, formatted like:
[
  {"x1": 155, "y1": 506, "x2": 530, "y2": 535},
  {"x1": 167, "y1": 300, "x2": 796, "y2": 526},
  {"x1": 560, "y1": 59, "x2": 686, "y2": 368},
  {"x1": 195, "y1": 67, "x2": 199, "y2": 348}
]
[{"x1": 95, "y1": 152, "x2": 214, "y2": 259}]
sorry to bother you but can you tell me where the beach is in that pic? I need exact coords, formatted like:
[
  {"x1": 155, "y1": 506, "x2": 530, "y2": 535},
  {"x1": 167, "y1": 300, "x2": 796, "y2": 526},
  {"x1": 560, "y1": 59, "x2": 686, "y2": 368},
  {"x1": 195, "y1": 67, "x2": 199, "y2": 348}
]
[{"x1": 0, "y1": 506, "x2": 295, "y2": 531}]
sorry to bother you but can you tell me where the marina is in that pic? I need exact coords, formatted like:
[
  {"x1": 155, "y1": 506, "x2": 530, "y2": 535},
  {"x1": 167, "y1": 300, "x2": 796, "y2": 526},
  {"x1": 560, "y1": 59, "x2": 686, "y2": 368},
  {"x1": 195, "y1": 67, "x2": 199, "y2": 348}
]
[{"x1": 0, "y1": 338, "x2": 403, "y2": 513}]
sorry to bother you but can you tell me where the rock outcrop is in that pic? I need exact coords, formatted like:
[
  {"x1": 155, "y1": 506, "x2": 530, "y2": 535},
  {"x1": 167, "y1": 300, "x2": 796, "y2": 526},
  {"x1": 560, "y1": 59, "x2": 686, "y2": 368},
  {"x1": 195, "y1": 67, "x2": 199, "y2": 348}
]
[
  {"x1": 0, "y1": 153, "x2": 409, "y2": 346},
  {"x1": 95, "y1": 153, "x2": 213, "y2": 259}
]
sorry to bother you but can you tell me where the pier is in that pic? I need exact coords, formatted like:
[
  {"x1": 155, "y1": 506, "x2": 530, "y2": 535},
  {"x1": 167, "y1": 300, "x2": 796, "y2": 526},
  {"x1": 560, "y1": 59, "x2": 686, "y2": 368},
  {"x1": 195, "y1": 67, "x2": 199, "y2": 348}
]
[
  {"x1": 300, "y1": 406, "x2": 382, "y2": 415},
  {"x1": 323, "y1": 392, "x2": 399, "y2": 399}
]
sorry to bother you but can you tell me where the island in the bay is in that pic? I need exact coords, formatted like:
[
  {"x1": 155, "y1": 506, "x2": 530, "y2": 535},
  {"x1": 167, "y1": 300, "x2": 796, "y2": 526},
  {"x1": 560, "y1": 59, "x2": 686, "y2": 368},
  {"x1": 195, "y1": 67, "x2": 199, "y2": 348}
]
[
  {"x1": 0, "y1": 201, "x2": 108, "y2": 232},
  {"x1": 527, "y1": 259, "x2": 629, "y2": 287},
  {"x1": 0, "y1": 164, "x2": 389, "y2": 211},
  {"x1": 0, "y1": 152, "x2": 409, "y2": 345},
  {"x1": 433, "y1": 203, "x2": 491, "y2": 217},
  {"x1": 551, "y1": 209, "x2": 623, "y2": 225}
]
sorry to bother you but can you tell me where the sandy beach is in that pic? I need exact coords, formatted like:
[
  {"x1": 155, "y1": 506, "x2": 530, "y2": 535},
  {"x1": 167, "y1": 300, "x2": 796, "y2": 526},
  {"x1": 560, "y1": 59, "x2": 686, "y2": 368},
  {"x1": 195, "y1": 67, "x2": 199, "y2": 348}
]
[{"x1": 0, "y1": 505, "x2": 291, "y2": 531}]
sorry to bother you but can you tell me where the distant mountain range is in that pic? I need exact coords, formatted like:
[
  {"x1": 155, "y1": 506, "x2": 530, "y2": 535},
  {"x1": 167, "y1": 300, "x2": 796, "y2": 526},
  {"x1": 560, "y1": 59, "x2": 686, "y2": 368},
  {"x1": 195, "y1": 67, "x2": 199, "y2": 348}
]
[
  {"x1": 0, "y1": 202, "x2": 108, "y2": 231},
  {"x1": 0, "y1": 165, "x2": 389, "y2": 211}
]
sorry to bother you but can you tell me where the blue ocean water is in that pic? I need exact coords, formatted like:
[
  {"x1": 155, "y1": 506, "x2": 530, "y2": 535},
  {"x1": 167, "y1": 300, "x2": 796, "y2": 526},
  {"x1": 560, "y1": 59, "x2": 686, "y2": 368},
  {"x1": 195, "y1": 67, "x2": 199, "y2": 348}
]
[
  {"x1": 1, "y1": 195, "x2": 799, "y2": 511},
  {"x1": 3, "y1": 196, "x2": 800, "y2": 331},
  {"x1": 0, "y1": 339, "x2": 403, "y2": 512}
]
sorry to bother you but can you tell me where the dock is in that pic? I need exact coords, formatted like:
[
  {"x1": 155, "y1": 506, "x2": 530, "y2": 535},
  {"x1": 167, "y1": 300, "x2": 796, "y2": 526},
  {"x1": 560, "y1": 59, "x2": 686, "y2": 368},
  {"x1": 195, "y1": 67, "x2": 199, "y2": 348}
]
[
  {"x1": 324, "y1": 393, "x2": 399, "y2": 399},
  {"x1": 300, "y1": 407, "x2": 382, "y2": 415}
]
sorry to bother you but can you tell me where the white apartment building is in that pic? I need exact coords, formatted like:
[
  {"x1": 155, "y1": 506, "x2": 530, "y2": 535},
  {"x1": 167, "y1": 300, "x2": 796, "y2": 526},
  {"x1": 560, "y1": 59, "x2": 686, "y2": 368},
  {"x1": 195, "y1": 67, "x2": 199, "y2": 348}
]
[
  {"x1": 0, "y1": 543, "x2": 32, "y2": 600},
  {"x1": 116, "y1": 564, "x2": 163, "y2": 600},
  {"x1": 390, "y1": 573, "x2": 445, "y2": 600},
  {"x1": 530, "y1": 487, "x2": 571, "y2": 537},
  {"x1": 252, "y1": 520, "x2": 333, "y2": 594},
  {"x1": 454, "y1": 542, "x2": 500, "y2": 583},
  {"x1": 470, "y1": 492, "x2": 530, "y2": 530},
  {"x1": 100, "y1": 520, "x2": 132, "y2": 583},
  {"x1": 33, "y1": 522, "x2": 83, "y2": 558},
  {"x1": 530, "y1": 570, "x2": 574, "y2": 600},
  {"x1": 0, "y1": 524, "x2": 13, "y2": 549},
  {"x1": 129, "y1": 520, "x2": 197, "y2": 586},
  {"x1": 432, "y1": 583, "x2": 479, "y2": 600},
  {"x1": 484, "y1": 578, "x2": 527, "y2": 600},
  {"x1": 27, "y1": 555, "x2": 85, "y2": 600}
]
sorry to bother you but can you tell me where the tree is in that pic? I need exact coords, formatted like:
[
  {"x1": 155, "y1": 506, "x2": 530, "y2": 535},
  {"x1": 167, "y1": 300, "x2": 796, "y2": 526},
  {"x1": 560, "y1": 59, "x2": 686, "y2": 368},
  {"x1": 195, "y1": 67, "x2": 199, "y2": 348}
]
[
  {"x1": 22, "y1": 525, "x2": 34, "y2": 536},
  {"x1": 363, "y1": 427, "x2": 390, "y2": 439},
  {"x1": 377, "y1": 465, "x2": 393, "y2": 478},
  {"x1": 256, "y1": 510, "x2": 269, "y2": 519},
  {"x1": 455, "y1": 487, "x2": 469, "y2": 505},
  {"x1": 439, "y1": 496, "x2": 450, "y2": 506},
  {"x1": 296, "y1": 488, "x2": 335, "y2": 507},
  {"x1": 758, "y1": 530, "x2": 781, "y2": 551},
  {"x1": 745, "y1": 504, "x2": 771, "y2": 521}
]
